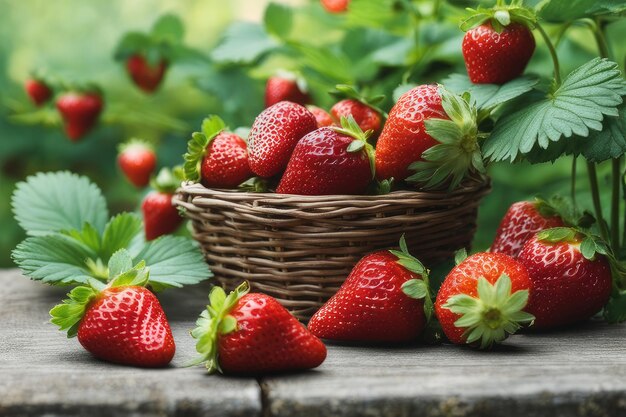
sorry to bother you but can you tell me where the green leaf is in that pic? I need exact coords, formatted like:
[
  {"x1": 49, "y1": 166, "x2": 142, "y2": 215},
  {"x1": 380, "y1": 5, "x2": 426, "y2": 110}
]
[
  {"x1": 113, "y1": 32, "x2": 151, "y2": 61},
  {"x1": 484, "y1": 58, "x2": 626, "y2": 163},
  {"x1": 62, "y1": 223, "x2": 101, "y2": 254},
  {"x1": 50, "y1": 285, "x2": 98, "y2": 337},
  {"x1": 202, "y1": 115, "x2": 227, "y2": 139},
  {"x1": 132, "y1": 236, "x2": 211, "y2": 290},
  {"x1": 576, "y1": 104, "x2": 626, "y2": 163},
  {"x1": 442, "y1": 74, "x2": 538, "y2": 112},
  {"x1": 100, "y1": 213, "x2": 143, "y2": 261},
  {"x1": 287, "y1": 41, "x2": 353, "y2": 83},
  {"x1": 401, "y1": 279, "x2": 428, "y2": 300},
  {"x1": 107, "y1": 249, "x2": 134, "y2": 279},
  {"x1": 211, "y1": 22, "x2": 277, "y2": 65},
  {"x1": 151, "y1": 14, "x2": 184, "y2": 43},
  {"x1": 12, "y1": 234, "x2": 96, "y2": 285},
  {"x1": 345, "y1": 0, "x2": 396, "y2": 29},
  {"x1": 580, "y1": 237, "x2": 597, "y2": 260},
  {"x1": 109, "y1": 259, "x2": 149, "y2": 288},
  {"x1": 12, "y1": 171, "x2": 109, "y2": 236},
  {"x1": 604, "y1": 291, "x2": 626, "y2": 323},
  {"x1": 539, "y1": 0, "x2": 626, "y2": 23},
  {"x1": 455, "y1": 248, "x2": 468, "y2": 265},
  {"x1": 264, "y1": 2, "x2": 293, "y2": 40}
]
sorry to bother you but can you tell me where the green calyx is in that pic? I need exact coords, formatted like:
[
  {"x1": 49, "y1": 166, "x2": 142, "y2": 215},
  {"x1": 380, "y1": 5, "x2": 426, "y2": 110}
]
[
  {"x1": 329, "y1": 84, "x2": 387, "y2": 118},
  {"x1": 49, "y1": 249, "x2": 150, "y2": 338},
  {"x1": 238, "y1": 177, "x2": 268, "y2": 193},
  {"x1": 407, "y1": 86, "x2": 486, "y2": 191},
  {"x1": 443, "y1": 274, "x2": 535, "y2": 349},
  {"x1": 537, "y1": 227, "x2": 612, "y2": 263},
  {"x1": 332, "y1": 115, "x2": 376, "y2": 179},
  {"x1": 151, "y1": 166, "x2": 184, "y2": 194},
  {"x1": 183, "y1": 115, "x2": 227, "y2": 182},
  {"x1": 391, "y1": 235, "x2": 434, "y2": 322},
  {"x1": 460, "y1": 1, "x2": 537, "y2": 33},
  {"x1": 118, "y1": 138, "x2": 155, "y2": 155},
  {"x1": 190, "y1": 281, "x2": 250, "y2": 373}
]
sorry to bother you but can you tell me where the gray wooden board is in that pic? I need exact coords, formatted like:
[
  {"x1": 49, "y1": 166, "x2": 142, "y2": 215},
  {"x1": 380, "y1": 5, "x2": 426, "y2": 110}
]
[{"x1": 2, "y1": 269, "x2": 626, "y2": 417}]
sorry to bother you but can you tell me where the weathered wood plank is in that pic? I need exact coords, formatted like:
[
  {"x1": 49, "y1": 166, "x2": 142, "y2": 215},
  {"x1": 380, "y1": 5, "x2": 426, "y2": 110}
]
[{"x1": 0, "y1": 270, "x2": 261, "y2": 417}]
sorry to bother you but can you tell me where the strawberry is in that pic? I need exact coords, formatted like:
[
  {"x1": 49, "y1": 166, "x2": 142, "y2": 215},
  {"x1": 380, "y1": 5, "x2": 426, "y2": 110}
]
[
  {"x1": 308, "y1": 236, "x2": 432, "y2": 342},
  {"x1": 247, "y1": 101, "x2": 317, "y2": 178},
  {"x1": 183, "y1": 115, "x2": 252, "y2": 188},
  {"x1": 307, "y1": 105, "x2": 335, "y2": 128},
  {"x1": 461, "y1": 7, "x2": 536, "y2": 84},
  {"x1": 376, "y1": 85, "x2": 485, "y2": 188},
  {"x1": 56, "y1": 90, "x2": 103, "y2": 141},
  {"x1": 265, "y1": 73, "x2": 310, "y2": 108},
  {"x1": 142, "y1": 168, "x2": 184, "y2": 241},
  {"x1": 118, "y1": 140, "x2": 157, "y2": 188},
  {"x1": 50, "y1": 252, "x2": 175, "y2": 367},
  {"x1": 331, "y1": 99, "x2": 382, "y2": 137},
  {"x1": 126, "y1": 54, "x2": 168, "y2": 93},
  {"x1": 517, "y1": 228, "x2": 613, "y2": 329},
  {"x1": 321, "y1": 0, "x2": 349, "y2": 13},
  {"x1": 276, "y1": 116, "x2": 375, "y2": 195},
  {"x1": 491, "y1": 200, "x2": 565, "y2": 258},
  {"x1": 25, "y1": 78, "x2": 53, "y2": 106},
  {"x1": 191, "y1": 282, "x2": 327, "y2": 374},
  {"x1": 435, "y1": 251, "x2": 534, "y2": 348}
]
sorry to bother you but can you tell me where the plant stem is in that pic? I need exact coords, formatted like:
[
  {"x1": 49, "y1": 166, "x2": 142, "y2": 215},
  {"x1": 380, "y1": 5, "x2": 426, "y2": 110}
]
[
  {"x1": 587, "y1": 162, "x2": 610, "y2": 243},
  {"x1": 571, "y1": 156, "x2": 577, "y2": 207},
  {"x1": 535, "y1": 23, "x2": 562, "y2": 87},
  {"x1": 612, "y1": 158, "x2": 621, "y2": 253}
]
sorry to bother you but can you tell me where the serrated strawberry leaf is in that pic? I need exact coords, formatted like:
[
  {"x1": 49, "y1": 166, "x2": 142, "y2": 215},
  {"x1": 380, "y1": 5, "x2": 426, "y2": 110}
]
[
  {"x1": 345, "y1": 0, "x2": 396, "y2": 29},
  {"x1": 50, "y1": 285, "x2": 98, "y2": 337},
  {"x1": 151, "y1": 14, "x2": 184, "y2": 44},
  {"x1": 100, "y1": 213, "x2": 143, "y2": 260},
  {"x1": 12, "y1": 171, "x2": 109, "y2": 236},
  {"x1": 264, "y1": 2, "x2": 293, "y2": 41},
  {"x1": 211, "y1": 22, "x2": 277, "y2": 65},
  {"x1": 62, "y1": 223, "x2": 101, "y2": 254},
  {"x1": 484, "y1": 58, "x2": 626, "y2": 163},
  {"x1": 538, "y1": 0, "x2": 626, "y2": 23}
]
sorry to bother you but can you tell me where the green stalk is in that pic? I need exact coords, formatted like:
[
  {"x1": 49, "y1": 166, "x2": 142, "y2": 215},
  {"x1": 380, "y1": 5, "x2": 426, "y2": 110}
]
[
  {"x1": 612, "y1": 158, "x2": 621, "y2": 253},
  {"x1": 571, "y1": 156, "x2": 577, "y2": 207},
  {"x1": 587, "y1": 162, "x2": 610, "y2": 243},
  {"x1": 535, "y1": 23, "x2": 562, "y2": 87}
]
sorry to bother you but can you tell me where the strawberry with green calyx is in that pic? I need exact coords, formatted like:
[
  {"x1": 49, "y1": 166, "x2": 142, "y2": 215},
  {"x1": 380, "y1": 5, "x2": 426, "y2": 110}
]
[
  {"x1": 126, "y1": 54, "x2": 168, "y2": 93},
  {"x1": 460, "y1": 1, "x2": 537, "y2": 85},
  {"x1": 50, "y1": 249, "x2": 175, "y2": 367},
  {"x1": 308, "y1": 235, "x2": 433, "y2": 342},
  {"x1": 118, "y1": 139, "x2": 157, "y2": 188},
  {"x1": 403, "y1": 86, "x2": 485, "y2": 190},
  {"x1": 435, "y1": 251, "x2": 534, "y2": 349},
  {"x1": 307, "y1": 105, "x2": 335, "y2": 128},
  {"x1": 56, "y1": 86, "x2": 103, "y2": 141},
  {"x1": 265, "y1": 71, "x2": 311, "y2": 108},
  {"x1": 142, "y1": 167, "x2": 184, "y2": 241},
  {"x1": 276, "y1": 116, "x2": 375, "y2": 195},
  {"x1": 25, "y1": 75, "x2": 53, "y2": 107},
  {"x1": 183, "y1": 115, "x2": 252, "y2": 188},
  {"x1": 329, "y1": 84, "x2": 386, "y2": 137},
  {"x1": 191, "y1": 282, "x2": 327, "y2": 374},
  {"x1": 517, "y1": 227, "x2": 613, "y2": 329}
]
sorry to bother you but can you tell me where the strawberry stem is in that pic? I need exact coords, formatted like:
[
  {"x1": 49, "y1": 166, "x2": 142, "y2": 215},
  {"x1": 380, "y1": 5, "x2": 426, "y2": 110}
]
[{"x1": 535, "y1": 22, "x2": 562, "y2": 87}]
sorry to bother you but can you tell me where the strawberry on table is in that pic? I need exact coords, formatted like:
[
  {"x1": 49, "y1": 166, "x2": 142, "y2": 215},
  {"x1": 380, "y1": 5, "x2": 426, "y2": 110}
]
[
  {"x1": 142, "y1": 167, "x2": 184, "y2": 241},
  {"x1": 118, "y1": 139, "x2": 157, "y2": 188},
  {"x1": 435, "y1": 251, "x2": 534, "y2": 348},
  {"x1": 375, "y1": 84, "x2": 484, "y2": 188},
  {"x1": 461, "y1": 6, "x2": 536, "y2": 84},
  {"x1": 56, "y1": 88, "x2": 103, "y2": 141},
  {"x1": 247, "y1": 101, "x2": 317, "y2": 178},
  {"x1": 265, "y1": 71, "x2": 311, "y2": 108},
  {"x1": 491, "y1": 199, "x2": 565, "y2": 258},
  {"x1": 307, "y1": 105, "x2": 335, "y2": 128},
  {"x1": 126, "y1": 54, "x2": 168, "y2": 93},
  {"x1": 517, "y1": 228, "x2": 613, "y2": 329},
  {"x1": 308, "y1": 236, "x2": 433, "y2": 342},
  {"x1": 191, "y1": 282, "x2": 327, "y2": 374},
  {"x1": 25, "y1": 77, "x2": 53, "y2": 106},
  {"x1": 50, "y1": 250, "x2": 175, "y2": 368},
  {"x1": 276, "y1": 116, "x2": 375, "y2": 195}
]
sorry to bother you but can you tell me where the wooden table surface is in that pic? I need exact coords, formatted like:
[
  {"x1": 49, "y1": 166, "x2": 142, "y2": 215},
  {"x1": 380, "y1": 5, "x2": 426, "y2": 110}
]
[{"x1": 2, "y1": 268, "x2": 626, "y2": 417}]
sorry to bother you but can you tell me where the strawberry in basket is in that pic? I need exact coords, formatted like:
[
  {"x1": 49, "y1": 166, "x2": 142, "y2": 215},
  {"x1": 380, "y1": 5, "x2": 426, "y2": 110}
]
[
  {"x1": 329, "y1": 85, "x2": 385, "y2": 138},
  {"x1": 191, "y1": 282, "x2": 327, "y2": 374},
  {"x1": 183, "y1": 115, "x2": 252, "y2": 188},
  {"x1": 308, "y1": 236, "x2": 433, "y2": 342}
]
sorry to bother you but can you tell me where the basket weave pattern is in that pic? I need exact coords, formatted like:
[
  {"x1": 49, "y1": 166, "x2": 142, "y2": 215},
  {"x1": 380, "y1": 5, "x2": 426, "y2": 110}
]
[{"x1": 174, "y1": 177, "x2": 490, "y2": 321}]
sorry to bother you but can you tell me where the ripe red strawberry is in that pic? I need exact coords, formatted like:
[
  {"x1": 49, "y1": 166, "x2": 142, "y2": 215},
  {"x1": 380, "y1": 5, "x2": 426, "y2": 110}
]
[
  {"x1": 248, "y1": 101, "x2": 317, "y2": 178},
  {"x1": 435, "y1": 252, "x2": 534, "y2": 348},
  {"x1": 126, "y1": 54, "x2": 168, "y2": 93},
  {"x1": 183, "y1": 115, "x2": 252, "y2": 188},
  {"x1": 321, "y1": 0, "x2": 349, "y2": 13},
  {"x1": 118, "y1": 140, "x2": 157, "y2": 188},
  {"x1": 56, "y1": 91, "x2": 103, "y2": 141},
  {"x1": 307, "y1": 105, "x2": 335, "y2": 128},
  {"x1": 191, "y1": 282, "x2": 327, "y2": 374},
  {"x1": 50, "y1": 253, "x2": 175, "y2": 367},
  {"x1": 142, "y1": 167, "x2": 184, "y2": 240},
  {"x1": 308, "y1": 236, "x2": 432, "y2": 342},
  {"x1": 265, "y1": 74, "x2": 310, "y2": 108},
  {"x1": 462, "y1": 21, "x2": 535, "y2": 84},
  {"x1": 25, "y1": 78, "x2": 53, "y2": 106},
  {"x1": 491, "y1": 200, "x2": 565, "y2": 258},
  {"x1": 517, "y1": 228, "x2": 613, "y2": 329},
  {"x1": 375, "y1": 84, "x2": 483, "y2": 189},
  {"x1": 331, "y1": 99, "x2": 382, "y2": 137},
  {"x1": 276, "y1": 116, "x2": 374, "y2": 195}
]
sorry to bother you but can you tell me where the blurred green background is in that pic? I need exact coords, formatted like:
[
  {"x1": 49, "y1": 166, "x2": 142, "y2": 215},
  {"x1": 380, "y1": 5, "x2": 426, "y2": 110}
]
[{"x1": 0, "y1": 0, "x2": 623, "y2": 267}]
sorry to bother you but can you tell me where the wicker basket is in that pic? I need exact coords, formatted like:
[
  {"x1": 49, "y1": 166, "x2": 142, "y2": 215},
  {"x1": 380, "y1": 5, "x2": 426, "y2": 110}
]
[{"x1": 174, "y1": 176, "x2": 490, "y2": 321}]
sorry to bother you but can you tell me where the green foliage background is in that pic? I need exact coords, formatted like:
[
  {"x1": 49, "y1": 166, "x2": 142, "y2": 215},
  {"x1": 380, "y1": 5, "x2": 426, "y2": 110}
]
[{"x1": 0, "y1": 0, "x2": 624, "y2": 267}]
